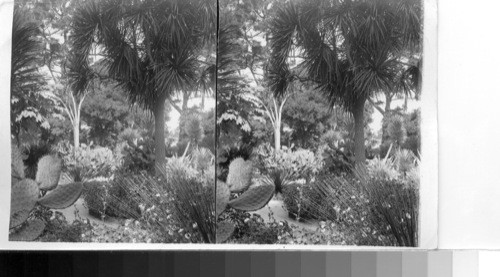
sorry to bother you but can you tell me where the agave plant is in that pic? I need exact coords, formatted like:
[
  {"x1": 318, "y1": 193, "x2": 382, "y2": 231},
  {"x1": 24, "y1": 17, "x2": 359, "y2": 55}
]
[
  {"x1": 216, "y1": 158, "x2": 275, "y2": 243},
  {"x1": 10, "y1": 145, "x2": 83, "y2": 241}
]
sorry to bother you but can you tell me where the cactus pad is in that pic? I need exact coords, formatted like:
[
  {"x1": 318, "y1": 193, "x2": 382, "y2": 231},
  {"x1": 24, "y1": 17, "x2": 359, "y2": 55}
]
[
  {"x1": 10, "y1": 179, "x2": 39, "y2": 228},
  {"x1": 9, "y1": 219, "x2": 45, "y2": 241},
  {"x1": 10, "y1": 209, "x2": 32, "y2": 229},
  {"x1": 216, "y1": 181, "x2": 230, "y2": 217},
  {"x1": 228, "y1": 184, "x2": 274, "y2": 211},
  {"x1": 36, "y1": 155, "x2": 62, "y2": 190},
  {"x1": 11, "y1": 144, "x2": 25, "y2": 182},
  {"x1": 216, "y1": 221, "x2": 235, "y2": 243},
  {"x1": 226, "y1": 158, "x2": 253, "y2": 192},
  {"x1": 38, "y1": 182, "x2": 83, "y2": 209}
]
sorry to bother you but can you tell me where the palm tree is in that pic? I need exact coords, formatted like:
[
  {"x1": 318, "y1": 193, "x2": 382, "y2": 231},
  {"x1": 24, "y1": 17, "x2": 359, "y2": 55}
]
[
  {"x1": 71, "y1": 0, "x2": 216, "y2": 173},
  {"x1": 268, "y1": 0, "x2": 422, "y2": 165}
]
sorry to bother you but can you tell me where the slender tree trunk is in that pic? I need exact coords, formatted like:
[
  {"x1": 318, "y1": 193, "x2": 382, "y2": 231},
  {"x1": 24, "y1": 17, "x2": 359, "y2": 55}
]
[
  {"x1": 73, "y1": 123, "x2": 80, "y2": 148},
  {"x1": 353, "y1": 97, "x2": 366, "y2": 165},
  {"x1": 178, "y1": 91, "x2": 190, "y2": 143},
  {"x1": 381, "y1": 93, "x2": 393, "y2": 146},
  {"x1": 201, "y1": 93, "x2": 205, "y2": 110},
  {"x1": 154, "y1": 99, "x2": 166, "y2": 175},
  {"x1": 274, "y1": 120, "x2": 281, "y2": 150}
]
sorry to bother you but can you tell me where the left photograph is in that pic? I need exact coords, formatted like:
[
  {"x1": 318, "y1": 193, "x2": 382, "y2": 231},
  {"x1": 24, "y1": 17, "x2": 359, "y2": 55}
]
[{"x1": 9, "y1": 0, "x2": 216, "y2": 243}]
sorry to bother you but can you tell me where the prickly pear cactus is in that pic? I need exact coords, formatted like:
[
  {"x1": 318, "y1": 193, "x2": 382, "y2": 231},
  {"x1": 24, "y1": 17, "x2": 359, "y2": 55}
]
[
  {"x1": 227, "y1": 184, "x2": 275, "y2": 211},
  {"x1": 36, "y1": 155, "x2": 62, "y2": 190},
  {"x1": 216, "y1": 181, "x2": 230, "y2": 217},
  {"x1": 226, "y1": 157, "x2": 253, "y2": 192},
  {"x1": 216, "y1": 221, "x2": 235, "y2": 243},
  {"x1": 9, "y1": 148, "x2": 84, "y2": 241},
  {"x1": 38, "y1": 182, "x2": 83, "y2": 209},
  {"x1": 216, "y1": 158, "x2": 275, "y2": 243},
  {"x1": 9, "y1": 219, "x2": 45, "y2": 241},
  {"x1": 10, "y1": 179, "x2": 39, "y2": 228},
  {"x1": 11, "y1": 145, "x2": 25, "y2": 183}
]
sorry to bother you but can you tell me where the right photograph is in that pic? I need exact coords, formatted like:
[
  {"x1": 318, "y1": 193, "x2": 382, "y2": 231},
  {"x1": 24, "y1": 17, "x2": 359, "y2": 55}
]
[{"x1": 216, "y1": 0, "x2": 424, "y2": 246}]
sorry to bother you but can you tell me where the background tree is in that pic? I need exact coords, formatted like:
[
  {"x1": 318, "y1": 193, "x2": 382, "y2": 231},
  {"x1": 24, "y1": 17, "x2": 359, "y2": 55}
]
[
  {"x1": 268, "y1": 0, "x2": 422, "y2": 165},
  {"x1": 71, "y1": 0, "x2": 216, "y2": 173},
  {"x1": 10, "y1": 8, "x2": 49, "y2": 147},
  {"x1": 15, "y1": 0, "x2": 95, "y2": 149}
]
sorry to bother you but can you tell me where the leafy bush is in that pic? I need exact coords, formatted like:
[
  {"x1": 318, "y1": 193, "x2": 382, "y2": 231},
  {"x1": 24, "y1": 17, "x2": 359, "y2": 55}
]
[
  {"x1": 222, "y1": 209, "x2": 292, "y2": 244},
  {"x1": 119, "y1": 136, "x2": 156, "y2": 173},
  {"x1": 282, "y1": 182, "x2": 337, "y2": 222},
  {"x1": 58, "y1": 142, "x2": 119, "y2": 181},
  {"x1": 38, "y1": 211, "x2": 93, "y2": 242},
  {"x1": 255, "y1": 143, "x2": 324, "y2": 189},
  {"x1": 82, "y1": 179, "x2": 141, "y2": 220}
]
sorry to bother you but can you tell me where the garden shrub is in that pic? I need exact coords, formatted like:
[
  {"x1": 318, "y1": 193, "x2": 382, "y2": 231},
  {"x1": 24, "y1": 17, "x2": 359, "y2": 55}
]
[
  {"x1": 39, "y1": 211, "x2": 93, "y2": 242},
  {"x1": 317, "y1": 144, "x2": 353, "y2": 175},
  {"x1": 119, "y1": 136, "x2": 156, "y2": 173},
  {"x1": 221, "y1": 209, "x2": 292, "y2": 244},
  {"x1": 255, "y1": 143, "x2": 324, "y2": 191},
  {"x1": 58, "y1": 142, "x2": 119, "y2": 181},
  {"x1": 363, "y1": 177, "x2": 419, "y2": 247},
  {"x1": 282, "y1": 182, "x2": 337, "y2": 222},
  {"x1": 83, "y1": 179, "x2": 141, "y2": 220}
]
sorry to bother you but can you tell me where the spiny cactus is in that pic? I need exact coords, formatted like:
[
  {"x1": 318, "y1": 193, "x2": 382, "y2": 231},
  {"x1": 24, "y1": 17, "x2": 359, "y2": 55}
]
[
  {"x1": 216, "y1": 158, "x2": 275, "y2": 243},
  {"x1": 9, "y1": 150, "x2": 83, "y2": 241}
]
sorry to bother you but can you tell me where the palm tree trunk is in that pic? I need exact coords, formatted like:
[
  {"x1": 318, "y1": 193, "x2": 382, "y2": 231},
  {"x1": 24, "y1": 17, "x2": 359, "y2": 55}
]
[
  {"x1": 381, "y1": 93, "x2": 393, "y2": 146},
  {"x1": 353, "y1": 97, "x2": 366, "y2": 165},
  {"x1": 178, "y1": 91, "x2": 190, "y2": 143},
  {"x1": 154, "y1": 99, "x2": 166, "y2": 175}
]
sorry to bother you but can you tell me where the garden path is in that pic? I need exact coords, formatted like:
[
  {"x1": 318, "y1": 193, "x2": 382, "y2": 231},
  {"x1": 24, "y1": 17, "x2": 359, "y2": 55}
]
[{"x1": 60, "y1": 198, "x2": 121, "y2": 228}]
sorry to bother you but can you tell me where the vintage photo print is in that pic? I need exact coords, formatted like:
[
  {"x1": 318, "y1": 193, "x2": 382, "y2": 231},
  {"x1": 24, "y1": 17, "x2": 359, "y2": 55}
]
[
  {"x1": 1, "y1": 0, "x2": 437, "y2": 250},
  {"x1": 5, "y1": 0, "x2": 217, "y2": 246},
  {"x1": 216, "y1": 0, "x2": 437, "y2": 248}
]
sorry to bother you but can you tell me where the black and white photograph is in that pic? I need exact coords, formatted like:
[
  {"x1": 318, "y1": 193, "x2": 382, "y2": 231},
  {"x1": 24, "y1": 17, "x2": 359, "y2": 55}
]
[
  {"x1": 4, "y1": 0, "x2": 436, "y2": 248},
  {"x1": 8, "y1": 0, "x2": 217, "y2": 243},
  {"x1": 216, "y1": 0, "x2": 425, "y2": 246}
]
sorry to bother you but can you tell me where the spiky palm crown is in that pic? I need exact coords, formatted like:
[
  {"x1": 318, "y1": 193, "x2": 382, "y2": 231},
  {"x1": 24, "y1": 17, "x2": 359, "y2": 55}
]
[
  {"x1": 267, "y1": 0, "x2": 423, "y2": 111},
  {"x1": 70, "y1": 0, "x2": 216, "y2": 111}
]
